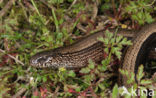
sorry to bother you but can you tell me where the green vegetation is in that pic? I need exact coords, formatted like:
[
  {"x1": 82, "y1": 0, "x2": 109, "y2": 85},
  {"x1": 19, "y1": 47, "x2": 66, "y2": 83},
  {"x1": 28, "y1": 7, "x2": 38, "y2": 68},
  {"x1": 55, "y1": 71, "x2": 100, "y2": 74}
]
[
  {"x1": 0, "y1": 0, "x2": 155, "y2": 97},
  {"x1": 119, "y1": 65, "x2": 153, "y2": 97}
]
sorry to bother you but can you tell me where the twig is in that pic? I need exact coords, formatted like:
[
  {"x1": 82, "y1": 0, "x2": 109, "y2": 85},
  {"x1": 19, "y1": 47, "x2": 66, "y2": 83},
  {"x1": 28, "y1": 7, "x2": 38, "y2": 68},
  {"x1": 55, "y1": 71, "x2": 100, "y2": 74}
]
[
  {"x1": 68, "y1": 0, "x2": 77, "y2": 10},
  {"x1": 145, "y1": 0, "x2": 156, "y2": 6},
  {"x1": 12, "y1": 83, "x2": 29, "y2": 98},
  {"x1": 0, "y1": 0, "x2": 16, "y2": 17},
  {"x1": 91, "y1": 0, "x2": 99, "y2": 22},
  {"x1": 53, "y1": 86, "x2": 60, "y2": 98},
  {"x1": 23, "y1": 0, "x2": 35, "y2": 11},
  {"x1": 76, "y1": 23, "x2": 87, "y2": 33},
  {"x1": 0, "y1": 49, "x2": 24, "y2": 66},
  {"x1": 0, "y1": 66, "x2": 11, "y2": 70},
  {"x1": 0, "y1": 0, "x2": 3, "y2": 4}
]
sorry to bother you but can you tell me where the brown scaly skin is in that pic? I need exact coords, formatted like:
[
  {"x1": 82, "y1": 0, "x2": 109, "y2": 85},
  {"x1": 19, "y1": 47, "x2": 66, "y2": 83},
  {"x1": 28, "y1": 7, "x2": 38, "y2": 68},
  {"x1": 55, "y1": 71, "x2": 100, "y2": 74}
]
[
  {"x1": 30, "y1": 23, "x2": 156, "y2": 87},
  {"x1": 30, "y1": 28, "x2": 135, "y2": 69},
  {"x1": 119, "y1": 22, "x2": 156, "y2": 87}
]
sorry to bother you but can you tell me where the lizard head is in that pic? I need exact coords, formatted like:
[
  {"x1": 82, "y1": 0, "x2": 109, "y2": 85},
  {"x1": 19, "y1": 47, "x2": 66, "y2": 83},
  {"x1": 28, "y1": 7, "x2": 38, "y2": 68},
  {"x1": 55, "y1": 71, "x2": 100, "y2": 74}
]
[
  {"x1": 29, "y1": 50, "x2": 66, "y2": 69},
  {"x1": 30, "y1": 50, "x2": 56, "y2": 68}
]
